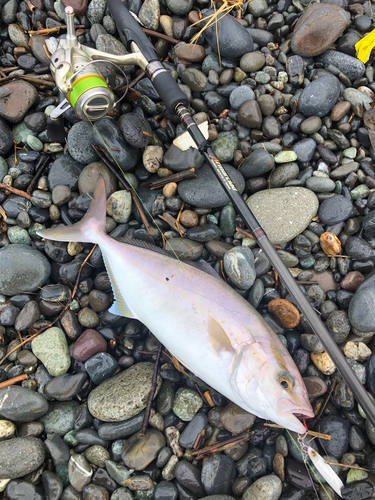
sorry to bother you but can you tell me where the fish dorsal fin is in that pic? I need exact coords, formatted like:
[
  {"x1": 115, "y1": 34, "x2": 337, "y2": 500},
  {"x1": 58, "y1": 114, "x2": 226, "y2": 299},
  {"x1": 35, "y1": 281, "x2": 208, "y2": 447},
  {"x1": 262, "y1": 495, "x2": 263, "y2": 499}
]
[
  {"x1": 116, "y1": 237, "x2": 172, "y2": 257},
  {"x1": 102, "y1": 254, "x2": 136, "y2": 319},
  {"x1": 208, "y1": 315, "x2": 235, "y2": 354}
]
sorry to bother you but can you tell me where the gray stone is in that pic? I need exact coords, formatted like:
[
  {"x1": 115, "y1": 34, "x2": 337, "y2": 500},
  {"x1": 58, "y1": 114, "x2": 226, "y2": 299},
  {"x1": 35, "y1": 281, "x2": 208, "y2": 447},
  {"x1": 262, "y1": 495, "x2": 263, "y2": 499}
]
[
  {"x1": 0, "y1": 386, "x2": 48, "y2": 422},
  {"x1": 317, "y1": 50, "x2": 365, "y2": 81},
  {"x1": 88, "y1": 362, "x2": 162, "y2": 421},
  {"x1": 67, "y1": 122, "x2": 98, "y2": 164},
  {"x1": 240, "y1": 149, "x2": 275, "y2": 179},
  {"x1": 246, "y1": 187, "x2": 319, "y2": 244},
  {"x1": 39, "y1": 400, "x2": 79, "y2": 435},
  {"x1": 0, "y1": 437, "x2": 45, "y2": 480},
  {"x1": 163, "y1": 144, "x2": 204, "y2": 172},
  {"x1": 0, "y1": 245, "x2": 51, "y2": 296},
  {"x1": 243, "y1": 475, "x2": 282, "y2": 500},
  {"x1": 298, "y1": 75, "x2": 340, "y2": 118},
  {"x1": 224, "y1": 247, "x2": 256, "y2": 290},
  {"x1": 348, "y1": 287, "x2": 375, "y2": 332}
]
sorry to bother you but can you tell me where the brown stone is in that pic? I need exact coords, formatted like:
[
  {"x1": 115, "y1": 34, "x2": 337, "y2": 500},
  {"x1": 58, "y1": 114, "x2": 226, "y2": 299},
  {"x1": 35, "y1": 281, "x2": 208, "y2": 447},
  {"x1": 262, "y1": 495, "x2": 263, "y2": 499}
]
[
  {"x1": 179, "y1": 210, "x2": 199, "y2": 227},
  {"x1": 273, "y1": 453, "x2": 285, "y2": 482},
  {"x1": 268, "y1": 299, "x2": 300, "y2": 329},
  {"x1": 61, "y1": 0, "x2": 88, "y2": 16},
  {"x1": 302, "y1": 376, "x2": 327, "y2": 399},
  {"x1": 340, "y1": 271, "x2": 365, "y2": 292},
  {"x1": 174, "y1": 43, "x2": 206, "y2": 62},
  {"x1": 29, "y1": 35, "x2": 51, "y2": 66},
  {"x1": 71, "y1": 329, "x2": 107, "y2": 362},
  {"x1": 330, "y1": 101, "x2": 351, "y2": 121},
  {"x1": 311, "y1": 352, "x2": 336, "y2": 375},
  {"x1": 0, "y1": 81, "x2": 38, "y2": 124},
  {"x1": 291, "y1": 4, "x2": 350, "y2": 57},
  {"x1": 219, "y1": 402, "x2": 256, "y2": 434},
  {"x1": 311, "y1": 270, "x2": 338, "y2": 292},
  {"x1": 238, "y1": 100, "x2": 262, "y2": 129},
  {"x1": 205, "y1": 240, "x2": 233, "y2": 258},
  {"x1": 320, "y1": 232, "x2": 342, "y2": 256}
]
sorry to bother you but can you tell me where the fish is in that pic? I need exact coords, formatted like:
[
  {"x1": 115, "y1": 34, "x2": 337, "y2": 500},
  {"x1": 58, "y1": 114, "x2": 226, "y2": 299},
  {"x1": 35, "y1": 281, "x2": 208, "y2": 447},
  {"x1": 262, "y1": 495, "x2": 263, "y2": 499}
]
[
  {"x1": 37, "y1": 176, "x2": 314, "y2": 433},
  {"x1": 307, "y1": 446, "x2": 344, "y2": 497}
]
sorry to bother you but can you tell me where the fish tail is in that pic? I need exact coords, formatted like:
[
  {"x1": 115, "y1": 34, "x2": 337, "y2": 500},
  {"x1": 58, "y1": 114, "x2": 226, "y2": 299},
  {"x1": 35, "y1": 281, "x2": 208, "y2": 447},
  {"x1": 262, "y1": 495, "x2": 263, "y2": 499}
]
[{"x1": 37, "y1": 175, "x2": 107, "y2": 244}]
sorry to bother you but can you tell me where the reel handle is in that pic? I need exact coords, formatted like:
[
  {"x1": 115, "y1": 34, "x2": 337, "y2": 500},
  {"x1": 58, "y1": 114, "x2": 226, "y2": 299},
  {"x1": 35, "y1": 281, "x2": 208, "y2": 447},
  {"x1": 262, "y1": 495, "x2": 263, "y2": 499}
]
[{"x1": 107, "y1": 0, "x2": 189, "y2": 114}]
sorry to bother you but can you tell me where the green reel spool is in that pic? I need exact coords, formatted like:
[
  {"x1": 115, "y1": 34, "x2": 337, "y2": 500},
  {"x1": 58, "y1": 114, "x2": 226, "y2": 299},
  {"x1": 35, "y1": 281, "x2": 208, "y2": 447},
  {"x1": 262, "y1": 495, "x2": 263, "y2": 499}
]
[{"x1": 68, "y1": 73, "x2": 115, "y2": 121}]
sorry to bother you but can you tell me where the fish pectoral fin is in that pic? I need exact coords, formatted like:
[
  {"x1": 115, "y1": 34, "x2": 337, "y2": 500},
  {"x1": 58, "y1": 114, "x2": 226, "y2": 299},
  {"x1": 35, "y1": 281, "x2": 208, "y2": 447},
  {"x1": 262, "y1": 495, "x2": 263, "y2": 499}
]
[
  {"x1": 208, "y1": 315, "x2": 235, "y2": 354},
  {"x1": 103, "y1": 255, "x2": 136, "y2": 319}
]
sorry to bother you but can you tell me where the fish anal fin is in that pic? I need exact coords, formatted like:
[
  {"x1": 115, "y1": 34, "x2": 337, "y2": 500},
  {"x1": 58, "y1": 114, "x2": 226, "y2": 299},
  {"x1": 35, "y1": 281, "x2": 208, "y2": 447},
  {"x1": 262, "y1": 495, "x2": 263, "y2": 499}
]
[
  {"x1": 208, "y1": 315, "x2": 235, "y2": 354},
  {"x1": 103, "y1": 255, "x2": 136, "y2": 319}
]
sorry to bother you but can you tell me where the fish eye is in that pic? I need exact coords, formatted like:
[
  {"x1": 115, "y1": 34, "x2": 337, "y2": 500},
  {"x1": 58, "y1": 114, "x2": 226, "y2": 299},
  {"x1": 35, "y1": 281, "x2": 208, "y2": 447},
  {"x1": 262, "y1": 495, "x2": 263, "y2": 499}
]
[{"x1": 278, "y1": 373, "x2": 294, "y2": 390}]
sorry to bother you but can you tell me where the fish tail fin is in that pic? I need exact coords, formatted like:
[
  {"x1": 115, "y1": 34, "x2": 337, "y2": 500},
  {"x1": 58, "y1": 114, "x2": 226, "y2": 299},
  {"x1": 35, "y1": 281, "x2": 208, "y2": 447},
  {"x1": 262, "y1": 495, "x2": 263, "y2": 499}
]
[{"x1": 37, "y1": 175, "x2": 107, "y2": 244}]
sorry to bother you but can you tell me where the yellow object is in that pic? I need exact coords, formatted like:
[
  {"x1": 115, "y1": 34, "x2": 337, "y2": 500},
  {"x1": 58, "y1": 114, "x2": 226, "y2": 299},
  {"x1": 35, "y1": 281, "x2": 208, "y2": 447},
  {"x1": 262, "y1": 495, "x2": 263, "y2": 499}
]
[{"x1": 355, "y1": 29, "x2": 375, "y2": 63}]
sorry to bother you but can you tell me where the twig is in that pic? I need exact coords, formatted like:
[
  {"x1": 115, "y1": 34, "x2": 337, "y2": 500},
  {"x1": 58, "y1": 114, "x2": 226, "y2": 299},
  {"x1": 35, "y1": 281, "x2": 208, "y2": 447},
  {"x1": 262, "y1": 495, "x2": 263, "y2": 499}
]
[
  {"x1": 140, "y1": 343, "x2": 163, "y2": 437},
  {"x1": 92, "y1": 144, "x2": 154, "y2": 237},
  {"x1": 27, "y1": 154, "x2": 50, "y2": 194},
  {"x1": 0, "y1": 74, "x2": 55, "y2": 87},
  {"x1": 0, "y1": 246, "x2": 97, "y2": 366},
  {"x1": 0, "y1": 374, "x2": 28, "y2": 389},
  {"x1": 325, "y1": 462, "x2": 369, "y2": 471},
  {"x1": 0, "y1": 66, "x2": 20, "y2": 74},
  {"x1": 194, "y1": 382, "x2": 210, "y2": 406},
  {"x1": 316, "y1": 378, "x2": 337, "y2": 421},
  {"x1": 142, "y1": 28, "x2": 179, "y2": 44},
  {"x1": 159, "y1": 212, "x2": 187, "y2": 236},
  {"x1": 141, "y1": 169, "x2": 196, "y2": 189},
  {"x1": 28, "y1": 24, "x2": 85, "y2": 35},
  {"x1": 0, "y1": 183, "x2": 31, "y2": 200},
  {"x1": 192, "y1": 431, "x2": 253, "y2": 459},
  {"x1": 264, "y1": 423, "x2": 332, "y2": 440},
  {"x1": 235, "y1": 227, "x2": 283, "y2": 250},
  {"x1": 129, "y1": 71, "x2": 146, "y2": 88}
]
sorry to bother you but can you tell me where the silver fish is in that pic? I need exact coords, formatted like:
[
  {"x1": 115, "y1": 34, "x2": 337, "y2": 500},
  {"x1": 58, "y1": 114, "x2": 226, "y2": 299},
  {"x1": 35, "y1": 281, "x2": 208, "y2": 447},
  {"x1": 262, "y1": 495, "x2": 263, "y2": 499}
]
[{"x1": 37, "y1": 176, "x2": 314, "y2": 433}]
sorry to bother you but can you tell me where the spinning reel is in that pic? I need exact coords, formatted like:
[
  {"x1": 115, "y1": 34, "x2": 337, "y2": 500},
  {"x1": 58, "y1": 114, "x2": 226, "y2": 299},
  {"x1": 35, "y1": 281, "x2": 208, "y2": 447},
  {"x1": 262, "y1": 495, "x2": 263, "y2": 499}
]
[{"x1": 46, "y1": 5, "x2": 188, "y2": 141}]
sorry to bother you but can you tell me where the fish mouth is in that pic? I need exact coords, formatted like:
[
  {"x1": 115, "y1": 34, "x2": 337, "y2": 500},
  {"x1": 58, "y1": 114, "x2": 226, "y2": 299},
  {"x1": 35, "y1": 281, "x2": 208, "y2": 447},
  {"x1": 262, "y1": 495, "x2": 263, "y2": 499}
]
[{"x1": 293, "y1": 411, "x2": 314, "y2": 420}]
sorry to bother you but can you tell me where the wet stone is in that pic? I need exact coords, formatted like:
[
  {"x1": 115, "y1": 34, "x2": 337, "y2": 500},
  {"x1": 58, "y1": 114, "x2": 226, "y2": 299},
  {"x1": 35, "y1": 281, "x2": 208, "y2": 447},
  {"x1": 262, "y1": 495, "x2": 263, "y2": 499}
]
[
  {"x1": 348, "y1": 287, "x2": 375, "y2": 332},
  {"x1": 0, "y1": 437, "x2": 45, "y2": 479},
  {"x1": 174, "y1": 460, "x2": 205, "y2": 497},
  {"x1": 243, "y1": 475, "x2": 282, "y2": 500},
  {"x1": 317, "y1": 416, "x2": 350, "y2": 458},
  {"x1": 319, "y1": 195, "x2": 353, "y2": 225},
  {"x1": 212, "y1": 131, "x2": 239, "y2": 162},
  {"x1": 85, "y1": 352, "x2": 119, "y2": 385},
  {"x1": 317, "y1": 51, "x2": 365, "y2": 82},
  {"x1": 179, "y1": 413, "x2": 208, "y2": 448},
  {"x1": 67, "y1": 122, "x2": 98, "y2": 165},
  {"x1": 341, "y1": 481, "x2": 373, "y2": 500},
  {"x1": 163, "y1": 144, "x2": 204, "y2": 173},
  {"x1": 219, "y1": 402, "x2": 256, "y2": 434},
  {"x1": 44, "y1": 372, "x2": 89, "y2": 401},
  {"x1": 298, "y1": 75, "x2": 341, "y2": 118},
  {"x1": 39, "y1": 400, "x2": 79, "y2": 436},
  {"x1": 224, "y1": 247, "x2": 256, "y2": 290},
  {"x1": 240, "y1": 150, "x2": 275, "y2": 179},
  {"x1": 69, "y1": 454, "x2": 93, "y2": 492},
  {"x1": 88, "y1": 362, "x2": 162, "y2": 421},
  {"x1": 201, "y1": 455, "x2": 237, "y2": 495},
  {"x1": 122, "y1": 429, "x2": 166, "y2": 470},
  {"x1": 0, "y1": 81, "x2": 38, "y2": 123},
  {"x1": 0, "y1": 386, "x2": 48, "y2": 422},
  {"x1": 6, "y1": 480, "x2": 44, "y2": 500}
]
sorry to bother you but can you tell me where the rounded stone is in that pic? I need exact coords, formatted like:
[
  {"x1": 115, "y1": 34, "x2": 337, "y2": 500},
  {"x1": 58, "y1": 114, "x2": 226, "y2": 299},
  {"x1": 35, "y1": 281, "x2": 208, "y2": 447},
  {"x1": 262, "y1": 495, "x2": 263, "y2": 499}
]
[
  {"x1": 224, "y1": 247, "x2": 256, "y2": 290},
  {"x1": 67, "y1": 122, "x2": 98, "y2": 165},
  {"x1": 243, "y1": 475, "x2": 282, "y2": 500},
  {"x1": 31, "y1": 327, "x2": 71, "y2": 376},
  {"x1": 0, "y1": 386, "x2": 48, "y2": 422},
  {"x1": 0, "y1": 437, "x2": 45, "y2": 479},
  {"x1": 172, "y1": 388, "x2": 203, "y2": 421},
  {"x1": 348, "y1": 287, "x2": 375, "y2": 332},
  {"x1": 78, "y1": 162, "x2": 117, "y2": 197},
  {"x1": 247, "y1": 187, "x2": 319, "y2": 244},
  {"x1": 122, "y1": 429, "x2": 166, "y2": 470},
  {"x1": 88, "y1": 362, "x2": 162, "y2": 422},
  {"x1": 298, "y1": 75, "x2": 341, "y2": 118},
  {"x1": 106, "y1": 190, "x2": 132, "y2": 223},
  {"x1": 268, "y1": 299, "x2": 301, "y2": 328},
  {"x1": 0, "y1": 245, "x2": 51, "y2": 296}
]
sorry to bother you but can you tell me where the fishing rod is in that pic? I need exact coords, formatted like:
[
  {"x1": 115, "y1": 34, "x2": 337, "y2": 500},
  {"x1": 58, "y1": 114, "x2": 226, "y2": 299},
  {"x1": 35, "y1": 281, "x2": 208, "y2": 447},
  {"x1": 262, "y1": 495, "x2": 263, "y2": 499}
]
[{"x1": 45, "y1": 2, "x2": 375, "y2": 427}]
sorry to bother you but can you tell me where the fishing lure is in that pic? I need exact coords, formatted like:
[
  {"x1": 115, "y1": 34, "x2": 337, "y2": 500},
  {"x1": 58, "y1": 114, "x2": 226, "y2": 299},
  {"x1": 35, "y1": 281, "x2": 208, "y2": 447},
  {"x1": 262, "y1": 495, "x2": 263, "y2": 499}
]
[{"x1": 307, "y1": 446, "x2": 344, "y2": 498}]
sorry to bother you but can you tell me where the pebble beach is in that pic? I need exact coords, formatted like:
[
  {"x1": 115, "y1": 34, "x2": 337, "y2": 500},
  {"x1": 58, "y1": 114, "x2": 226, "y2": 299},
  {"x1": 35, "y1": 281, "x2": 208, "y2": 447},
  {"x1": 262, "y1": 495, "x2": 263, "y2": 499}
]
[{"x1": 2, "y1": 0, "x2": 375, "y2": 498}]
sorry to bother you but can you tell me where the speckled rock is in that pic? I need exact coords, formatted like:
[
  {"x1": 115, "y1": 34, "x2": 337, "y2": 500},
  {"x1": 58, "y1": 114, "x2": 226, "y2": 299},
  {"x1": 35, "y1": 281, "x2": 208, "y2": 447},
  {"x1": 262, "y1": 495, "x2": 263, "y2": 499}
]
[
  {"x1": 0, "y1": 437, "x2": 45, "y2": 479},
  {"x1": 31, "y1": 327, "x2": 71, "y2": 376},
  {"x1": 172, "y1": 388, "x2": 203, "y2": 421},
  {"x1": 246, "y1": 188, "x2": 319, "y2": 244},
  {"x1": 88, "y1": 362, "x2": 162, "y2": 422}
]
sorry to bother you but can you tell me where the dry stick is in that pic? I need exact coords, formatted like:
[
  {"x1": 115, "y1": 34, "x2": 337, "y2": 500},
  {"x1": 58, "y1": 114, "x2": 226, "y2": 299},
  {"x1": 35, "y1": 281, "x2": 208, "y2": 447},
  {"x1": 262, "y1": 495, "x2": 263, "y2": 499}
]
[
  {"x1": 28, "y1": 24, "x2": 86, "y2": 35},
  {"x1": 141, "y1": 169, "x2": 197, "y2": 189},
  {"x1": 264, "y1": 423, "x2": 332, "y2": 440},
  {"x1": 129, "y1": 72, "x2": 146, "y2": 88},
  {"x1": 192, "y1": 431, "x2": 253, "y2": 459},
  {"x1": 0, "y1": 74, "x2": 55, "y2": 87},
  {"x1": 140, "y1": 343, "x2": 163, "y2": 437},
  {"x1": 0, "y1": 374, "x2": 29, "y2": 389},
  {"x1": 159, "y1": 212, "x2": 187, "y2": 236},
  {"x1": 0, "y1": 246, "x2": 97, "y2": 366},
  {"x1": 0, "y1": 183, "x2": 32, "y2": 200},
  {"x1": 92, "y1": 145, "x2": 154, "y2": 237},
  {"x1": 0, "y1": 66, "x2": 20, "y2": 74},
  {"x1": 235, "y1": 226, "x2": 283, "y2": 250},
  {"x1": 325, "y1": 462, "x2": 369, "y2": 472},
  {"x1": 316, "y1": 377, "x2": 338, "y2": 421},
  {"x1": 142, "y1": 28, "x2": 179, "y2": 45},
  {"x1": 27, "y1": 154, "x2": 50, "y2": 194}
]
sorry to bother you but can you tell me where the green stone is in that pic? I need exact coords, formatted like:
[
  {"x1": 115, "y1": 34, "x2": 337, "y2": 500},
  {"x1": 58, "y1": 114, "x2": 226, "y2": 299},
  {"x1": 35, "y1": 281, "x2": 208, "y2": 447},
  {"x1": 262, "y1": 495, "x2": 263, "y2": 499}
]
[
  {"x1": 111, "y1": 488, "x2": 135, "y2": 500},
  {"x1": 31, "y1": 327, "x2": 70, "y2": 376},
  {"x1": 7, "y1": 226, "x2": 32, "y2": 245},
  {"x1": 172, "y1": 388, "x2": 203, "y2": 421},
  {"x1": 84, "y1": 445, "x2": 110, "y2": 468},
  {"x1": 39, "y1": 401, "x2": 79, "y2": 436},
  {"x1": 346, "y1": 464, "x2": 368, "y2": 483},
  {"x1": 202, "y1": 53, "x2": 222, "y2": 75},
  {"x1": 134, "y1": 483, "x2": 156, "y2": 500},
  {"x1": 234, "y1": 67, "x2": 246, "y2": 82},
  {"x1": 343, "y1": 147, "x2": 357, "y2": 159},
  {"x1": 26, "y1": 134, "x2": 43, "y2": 151},
  {"x1": 334, "y1": 181, "x2": 342, "y2": 194},
  {"x1": 138, "y1": 96, "x2": 158, "y2": 115},
  {"x1": 274, "y1": 151, "x2": 298, "y2": 163},
  {"x1": 55, "y1": 463, "x2": 70, "y2": 487},
  {"x1": 181, "y1": 68, "x2": 208, "y2": 92},
  {"x1": 78, "y1": 307, "x2": 99, "y2": 328},
  {"x1": 70, "y1": 299, "x2": 80, "y2": 312},
  {"x1": 28, "y1": 223, "x2": 45, "y2": 240},
  {"x1": 111, "y1": 440, "x2": 126, "y2": 462},
  {"x1": 220, "y1": 204, "x2": 236, "y2": 238},
  {"x1": 106, "y1": 460, "x2": 131, "y2": 485},
  {"x1": 64, "y1": 430, "x2": 78, "y2": 446},
  {"x1": 278, "y1": 335, "x2": 287, "y2": 348},
  {"x1": 162, "y1": 455, "x2": 179, "y2": 480},
  {"x1": 351, "y1": 184, "x2": 369, "y2": 200},
  {"x1": 13, "y1": 121, "x2": 36, "y2": 144},
  {"x1": 0, "y1": 157, "x2": 8, "y2": 182},
  {"x1": 299, "y1": 255, "x2": 316, "y2": 269},
  {"x1": 106, "y1": 190, "x2": 132, "y2": 223},
  {"x1": 211, "y1": 131, "x2": 239, "y2": 162},
  {"x1": 8, "y1": 24, "x2": 29, "y2": 48}
]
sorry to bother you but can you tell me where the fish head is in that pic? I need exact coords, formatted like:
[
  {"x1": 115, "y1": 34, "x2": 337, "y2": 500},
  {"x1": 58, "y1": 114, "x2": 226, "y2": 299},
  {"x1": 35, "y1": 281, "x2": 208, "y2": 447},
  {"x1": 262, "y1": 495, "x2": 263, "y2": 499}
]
[{"x1": 231, "y1": 341, "x2": 314, "y2": 434}]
